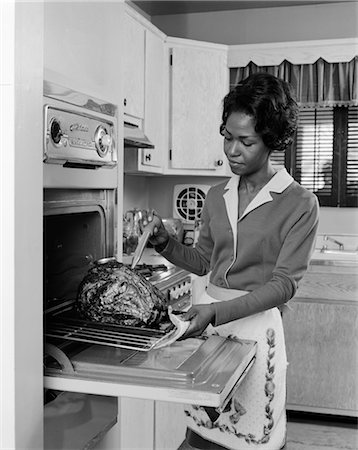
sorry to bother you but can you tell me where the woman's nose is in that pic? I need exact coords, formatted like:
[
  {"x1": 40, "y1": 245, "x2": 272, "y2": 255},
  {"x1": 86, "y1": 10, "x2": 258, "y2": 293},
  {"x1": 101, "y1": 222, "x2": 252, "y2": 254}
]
[{"x1": 226, "y1": 139, "x2": 240, "y2": 156}]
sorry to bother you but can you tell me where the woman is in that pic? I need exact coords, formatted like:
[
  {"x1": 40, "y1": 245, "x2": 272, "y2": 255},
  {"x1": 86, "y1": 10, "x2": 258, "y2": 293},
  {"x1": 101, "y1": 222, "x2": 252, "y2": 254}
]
[{"x1": 144, "y1": 73, "x2": 319, "y2": 450}]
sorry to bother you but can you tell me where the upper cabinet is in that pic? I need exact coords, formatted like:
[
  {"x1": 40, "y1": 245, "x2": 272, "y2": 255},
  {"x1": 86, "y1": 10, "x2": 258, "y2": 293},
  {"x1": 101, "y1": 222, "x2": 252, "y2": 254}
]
[
  {"x1": 123, "y1": 6, "x2": 231, "y2": 177},
  {"x1": 44, "y1": 2, "x2": 124, "y2": 106},
  {"x1": 123, "y1": 11, "x2": 145, "y2": 119},
  {"x1": 165, "y1": 39, "x2": 230, "y2": 176},
  {"x1": 123, "y1": 7, "x2": 166, "y2": 174},
  {"x1": 140, "y1": 27, "x2": 167, "y2": 172}
]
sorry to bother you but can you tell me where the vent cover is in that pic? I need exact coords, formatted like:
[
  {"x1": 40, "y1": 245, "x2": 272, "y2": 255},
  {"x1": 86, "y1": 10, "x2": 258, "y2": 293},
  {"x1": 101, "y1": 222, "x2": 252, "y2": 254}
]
[{"x1": 173, "y1": 184, "x2": 210, "y2": 223}]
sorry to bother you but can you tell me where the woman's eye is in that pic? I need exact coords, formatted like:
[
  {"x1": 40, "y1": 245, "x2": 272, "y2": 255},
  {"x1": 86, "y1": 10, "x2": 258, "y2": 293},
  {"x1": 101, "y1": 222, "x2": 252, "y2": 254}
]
[{"x1": 242, "y1": 141, "x2": 254, "y2": 147}]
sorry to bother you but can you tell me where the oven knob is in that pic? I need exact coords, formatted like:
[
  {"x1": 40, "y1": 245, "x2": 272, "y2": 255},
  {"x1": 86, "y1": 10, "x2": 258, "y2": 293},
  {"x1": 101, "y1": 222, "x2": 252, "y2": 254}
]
[
  {"x1": 95, "y1": 125, "x2": 111, "y2": 158},
  {"x1": 50, "y1": 118, "x2": 63, "y2": 145}
]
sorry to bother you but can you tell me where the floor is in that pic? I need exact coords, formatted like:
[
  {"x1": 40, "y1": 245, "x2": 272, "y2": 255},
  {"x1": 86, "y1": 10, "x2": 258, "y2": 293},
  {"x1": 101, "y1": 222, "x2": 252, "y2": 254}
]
[
  {"x1": 178, "y1": 412, "x2": 358, "y2": 450},
  {"x1": 284, "y1": 411, "x2": 358, "y2": 450}
]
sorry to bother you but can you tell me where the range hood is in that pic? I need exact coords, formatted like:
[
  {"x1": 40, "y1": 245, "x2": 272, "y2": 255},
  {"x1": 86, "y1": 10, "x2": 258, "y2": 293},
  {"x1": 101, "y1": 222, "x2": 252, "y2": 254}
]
[{"x1": 124, "y1": 120, "x2": 154, "y2": 149}]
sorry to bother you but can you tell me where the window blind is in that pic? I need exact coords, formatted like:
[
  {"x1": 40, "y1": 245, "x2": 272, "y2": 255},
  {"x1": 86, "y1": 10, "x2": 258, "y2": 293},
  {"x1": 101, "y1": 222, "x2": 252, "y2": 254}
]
[
  {"x1": 346, "y1": 106, "x2": 358, "y2": 202},
  {"x1": 295, "y1": 108, "x2": 334, "y2": 195}
]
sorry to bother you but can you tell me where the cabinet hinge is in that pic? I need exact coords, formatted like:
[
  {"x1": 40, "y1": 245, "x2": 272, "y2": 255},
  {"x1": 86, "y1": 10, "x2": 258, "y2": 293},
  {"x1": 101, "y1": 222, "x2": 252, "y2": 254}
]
[
  {"x1": 170, "y1": 54, "x2": 173, "y2": 66},
  {"x1": 169, "y1": 149, "x2": 172, "y2": 160}
]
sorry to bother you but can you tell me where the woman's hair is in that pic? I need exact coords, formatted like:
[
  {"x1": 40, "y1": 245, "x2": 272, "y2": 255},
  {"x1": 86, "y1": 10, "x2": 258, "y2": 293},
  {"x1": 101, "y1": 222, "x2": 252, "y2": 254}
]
[{"x1": 221, "y1": 72, "x2": 299, "y2": 152}]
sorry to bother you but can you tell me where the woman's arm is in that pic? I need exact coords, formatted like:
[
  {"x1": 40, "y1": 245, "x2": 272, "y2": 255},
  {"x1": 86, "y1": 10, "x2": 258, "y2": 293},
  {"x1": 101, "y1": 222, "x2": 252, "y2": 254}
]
[{"x1": 155, "y1": 201, "x2": 213, "y2": 276}]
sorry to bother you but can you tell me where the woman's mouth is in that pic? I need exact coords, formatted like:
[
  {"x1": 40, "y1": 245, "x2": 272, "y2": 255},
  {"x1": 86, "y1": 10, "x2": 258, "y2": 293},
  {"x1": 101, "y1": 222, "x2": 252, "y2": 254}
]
[{"x1": 228, "y1": 160, "x2": 244, "y2": 167}]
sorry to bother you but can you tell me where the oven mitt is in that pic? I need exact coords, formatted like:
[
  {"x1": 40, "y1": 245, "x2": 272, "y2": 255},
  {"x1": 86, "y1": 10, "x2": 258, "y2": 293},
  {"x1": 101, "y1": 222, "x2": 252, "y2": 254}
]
[{"x1": 153, "y1": 306, "x2": 190, "y2": 349}]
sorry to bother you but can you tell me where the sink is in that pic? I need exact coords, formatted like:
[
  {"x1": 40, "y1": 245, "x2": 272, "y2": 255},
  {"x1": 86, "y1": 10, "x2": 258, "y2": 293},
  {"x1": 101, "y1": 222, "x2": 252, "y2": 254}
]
[
  {"x1": 313, "y1": 234, "x2": 358, "y2": 264},
  {"x1": 312, "y1": 249, "x2": 358, "y2": 265},
  {"x1": 319, "y1": 249, "x2": 357, "y2": 255}
]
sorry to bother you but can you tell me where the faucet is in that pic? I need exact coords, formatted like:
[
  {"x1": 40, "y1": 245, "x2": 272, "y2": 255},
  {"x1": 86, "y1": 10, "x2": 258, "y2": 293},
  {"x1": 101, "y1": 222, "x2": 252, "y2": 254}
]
[{"x1": 321, "y1": 235, "x2": 344, "y2": 251}]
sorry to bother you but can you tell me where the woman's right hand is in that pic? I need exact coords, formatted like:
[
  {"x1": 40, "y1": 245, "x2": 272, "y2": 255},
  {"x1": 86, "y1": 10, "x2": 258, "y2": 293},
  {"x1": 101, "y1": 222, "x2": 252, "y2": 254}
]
[{"x1": 141, "y1": 211, "x2": 169, "y2": 248}]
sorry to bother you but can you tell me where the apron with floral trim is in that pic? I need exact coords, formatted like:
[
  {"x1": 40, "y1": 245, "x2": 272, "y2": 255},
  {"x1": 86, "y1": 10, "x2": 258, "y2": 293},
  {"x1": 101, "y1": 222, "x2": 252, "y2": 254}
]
[{"x1": 184, "y1": 284, "x2": 287, "y2": 450}]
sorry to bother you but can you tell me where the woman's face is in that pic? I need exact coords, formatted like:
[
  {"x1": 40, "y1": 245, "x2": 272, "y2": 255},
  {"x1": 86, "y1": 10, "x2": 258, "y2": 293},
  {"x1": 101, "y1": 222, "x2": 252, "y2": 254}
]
[{"x1": 222, "y1": 111, "x2": 270, "y2": 176}]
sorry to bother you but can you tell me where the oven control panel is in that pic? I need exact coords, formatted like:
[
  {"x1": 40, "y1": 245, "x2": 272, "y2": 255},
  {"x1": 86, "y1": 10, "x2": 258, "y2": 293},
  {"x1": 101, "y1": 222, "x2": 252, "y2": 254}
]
[
  {"x1": 44, "y1": 105, "x2": 117, "y2": 169},
  {"x1": 168, "y1": 275, "x2": 192, "y2": 311}
]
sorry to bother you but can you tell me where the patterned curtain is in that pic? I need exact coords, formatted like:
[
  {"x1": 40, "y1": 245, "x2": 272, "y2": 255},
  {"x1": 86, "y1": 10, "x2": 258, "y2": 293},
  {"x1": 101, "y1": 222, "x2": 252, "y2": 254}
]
[{"x1": 230, "y1": 57, "x2": 358, "y2": 107}]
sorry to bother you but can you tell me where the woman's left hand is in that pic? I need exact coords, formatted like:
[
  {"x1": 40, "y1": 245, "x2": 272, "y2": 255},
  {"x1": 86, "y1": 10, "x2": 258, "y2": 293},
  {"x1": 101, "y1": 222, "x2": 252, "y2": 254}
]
[{"x1": 178, "y1": 304, "x2": 216, "y2": 339}]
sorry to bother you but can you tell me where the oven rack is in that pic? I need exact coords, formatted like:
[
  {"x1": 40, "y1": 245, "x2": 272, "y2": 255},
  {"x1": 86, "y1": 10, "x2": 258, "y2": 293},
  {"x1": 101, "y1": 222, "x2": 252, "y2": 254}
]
[{"x1": 45, "y1": 318, "x2": 174, "y2": 351}]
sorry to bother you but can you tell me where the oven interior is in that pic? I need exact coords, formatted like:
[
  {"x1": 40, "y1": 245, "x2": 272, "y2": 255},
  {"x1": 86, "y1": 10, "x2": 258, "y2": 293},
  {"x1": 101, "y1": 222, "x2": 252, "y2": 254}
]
[
  {"x1": 44, "y1": 210, "x2": 104, "y2": 314},
  {"x1": 43, "y1": 188, "x2": 192, "y2": 360},
  {"x1": 44, "y1": 188, "x2": 115, "y2": 309}
]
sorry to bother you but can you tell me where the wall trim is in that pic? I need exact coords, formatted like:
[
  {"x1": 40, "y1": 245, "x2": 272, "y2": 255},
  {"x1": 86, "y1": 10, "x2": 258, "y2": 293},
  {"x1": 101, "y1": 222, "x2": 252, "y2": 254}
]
[
  {"x1": 165, "y1": 36, "x2": 228, "y2": 51},
  {"x1": 228, "y1": 38, "x2": 358, "y2": 67}
]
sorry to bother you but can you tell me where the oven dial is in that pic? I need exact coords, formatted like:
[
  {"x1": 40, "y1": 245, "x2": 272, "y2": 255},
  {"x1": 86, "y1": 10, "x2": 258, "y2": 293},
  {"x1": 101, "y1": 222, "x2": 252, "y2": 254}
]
[
  {"x1": 94, "y1": 125, "x2": 112, "y2": 158},
  {"x1": 49, "y1": 118, "x2": 63, "y2": 145}
]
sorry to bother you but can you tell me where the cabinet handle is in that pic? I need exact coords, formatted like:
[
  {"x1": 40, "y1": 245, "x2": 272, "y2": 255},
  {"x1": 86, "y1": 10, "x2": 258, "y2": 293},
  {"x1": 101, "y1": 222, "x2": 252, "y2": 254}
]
[{"x1": 216, "y1": 159, "x2": 223, "y2": 167}]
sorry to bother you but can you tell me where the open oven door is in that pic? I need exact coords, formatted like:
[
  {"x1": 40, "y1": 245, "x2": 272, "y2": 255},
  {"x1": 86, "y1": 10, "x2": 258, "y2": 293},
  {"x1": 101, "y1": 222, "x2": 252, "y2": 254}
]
[{"x1": 44, "y1": 334, "x2": 256, "y2": 411}]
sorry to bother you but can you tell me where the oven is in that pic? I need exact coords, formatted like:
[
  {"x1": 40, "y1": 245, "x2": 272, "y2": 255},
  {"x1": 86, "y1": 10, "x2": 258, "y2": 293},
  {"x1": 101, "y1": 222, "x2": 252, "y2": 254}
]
[
  {"x1": 43, "y1": 186, "x2": 256, "y2": 414},
  {"x1": 42, "y1": 83, "x2": 257, "y2": 449}
]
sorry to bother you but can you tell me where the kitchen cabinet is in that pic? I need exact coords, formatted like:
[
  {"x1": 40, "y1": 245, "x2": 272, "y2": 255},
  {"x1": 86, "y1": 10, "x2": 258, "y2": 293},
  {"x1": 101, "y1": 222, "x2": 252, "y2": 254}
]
[
  {"x1": 123, "y1": 10, "x2": 145, "y2": 119},
  {"x1": 140, "y1": 28, "x2": 166, "y2": 172},
  {"x1": 44, "y1": 2, "x2": 123, "y2": 107},
  {"x1": 123, "y1": 7, "x2": 166, "y2": 174},
  {"x1": 155, "y1": 401, "x2": 187, "y2": 449},
  {"x1": 164, "y1": 39, "x2": 230, "y2": 176},
  {"x1": 123, "y1": 7, "x2": 231, "y2": 177},
  {"x1": 97, "y1": 399, "x2": 186, "y2": 450},
  {"x1": 283, "y1": 262, "x2": 358, "y2": 417}
]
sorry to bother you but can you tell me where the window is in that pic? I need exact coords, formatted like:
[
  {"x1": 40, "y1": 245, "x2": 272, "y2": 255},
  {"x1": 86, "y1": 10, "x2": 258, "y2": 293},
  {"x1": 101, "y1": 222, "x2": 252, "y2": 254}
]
[{"x1": 277, "y1": 106, "x2": 358, "y2": 207}]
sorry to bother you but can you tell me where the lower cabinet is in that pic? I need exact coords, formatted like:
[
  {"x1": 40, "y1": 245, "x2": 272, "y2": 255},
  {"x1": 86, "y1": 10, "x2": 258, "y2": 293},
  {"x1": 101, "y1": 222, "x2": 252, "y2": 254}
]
[
  {"x1": 44, "y1": 393, "x2": 118, "y2": 450},
  {"x1": 283, "y1": 297, "x2": 358, "y2": 417},
  {"x1": 96, "y1": 398, "x2": 187, "y2": 449},
  {"x1": 155, "y1": 401, "x2": 187, "y2": 450}
]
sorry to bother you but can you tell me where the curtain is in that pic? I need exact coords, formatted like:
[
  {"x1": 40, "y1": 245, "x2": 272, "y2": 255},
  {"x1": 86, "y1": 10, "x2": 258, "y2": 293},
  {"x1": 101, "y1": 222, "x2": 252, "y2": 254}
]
[{"x1": 231, "y1": 57, "x2": 357, "y2": 107}]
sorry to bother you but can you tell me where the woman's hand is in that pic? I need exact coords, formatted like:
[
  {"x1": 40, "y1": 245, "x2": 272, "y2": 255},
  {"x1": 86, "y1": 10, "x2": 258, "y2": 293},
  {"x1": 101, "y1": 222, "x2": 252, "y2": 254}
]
[
  {"x1": 178, "y1": 304, "x2": 216, "y2": 339},
  {"x1": 141, "y1": 211, "x2": 169, "y2": 248}
]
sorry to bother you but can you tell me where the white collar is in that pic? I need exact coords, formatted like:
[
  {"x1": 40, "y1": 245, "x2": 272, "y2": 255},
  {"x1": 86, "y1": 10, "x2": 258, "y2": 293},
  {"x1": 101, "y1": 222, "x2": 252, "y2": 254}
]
[
  {"x1": 223, "y1": 167, "x2": 294, "y2": 229},
  {"x1": 224, "y1": 167, "x2": 293, "y2": 194}
]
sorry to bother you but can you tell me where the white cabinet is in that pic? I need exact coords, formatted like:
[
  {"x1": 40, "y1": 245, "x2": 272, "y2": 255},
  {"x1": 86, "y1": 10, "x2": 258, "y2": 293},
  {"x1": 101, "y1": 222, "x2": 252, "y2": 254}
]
[
  {"x1": 283, "y1": 264, "x2": 358, "y2": 417},
  {"x1": 123, "y1": 11, "x2": 145, "y2": 119},
  {"x1": 140, "y1": 27, "x2": 166, "y2": 172},
  {"x1": 123, "y1": 8, "x2": 166, "y2": 174},
  {"x1": 164, "y1": 39, "x2": 230, "y2": 176},
  {"x1": 155, "y1": 401, "x2": 187, "y2": 449},
  {"x1": 123, "y1": 8, "x2": 231, "y2": 177}
]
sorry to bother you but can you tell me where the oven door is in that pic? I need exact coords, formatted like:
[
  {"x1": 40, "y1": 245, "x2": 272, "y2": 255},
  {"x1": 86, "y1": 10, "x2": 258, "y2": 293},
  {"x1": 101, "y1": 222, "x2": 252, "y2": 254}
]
[{"x1": 44, "y1": 334, "x2": 256, "y2": 411}]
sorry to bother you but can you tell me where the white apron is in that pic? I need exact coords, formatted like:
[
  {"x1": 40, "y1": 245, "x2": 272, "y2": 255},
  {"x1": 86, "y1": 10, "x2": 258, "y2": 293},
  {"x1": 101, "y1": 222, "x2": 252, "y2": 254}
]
[{"x1": 184, "y1": 284, "x2": 287, "y2": 450}]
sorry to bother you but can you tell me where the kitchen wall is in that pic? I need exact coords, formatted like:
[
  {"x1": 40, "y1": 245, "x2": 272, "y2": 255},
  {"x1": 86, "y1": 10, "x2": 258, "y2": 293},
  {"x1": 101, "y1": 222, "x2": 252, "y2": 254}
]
[
  {"x1": 1, "y1": 2, "x2": 44, "y2": 448},
  {"x1": 125, "y1": 174, "x2": 358, "y2": 236},
  {"x1": 124, "y1": 1, "x2": 358, "y2": 236},
  {"x1": 124, "y1": 174, "x2": 228, "y2": 215}
]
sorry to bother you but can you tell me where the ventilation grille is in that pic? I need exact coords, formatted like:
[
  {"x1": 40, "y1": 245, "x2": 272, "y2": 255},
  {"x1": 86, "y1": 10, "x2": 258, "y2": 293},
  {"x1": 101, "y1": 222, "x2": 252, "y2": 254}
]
[{"x1": 173, "y1": 184, "x2": 210, "y2": 224}]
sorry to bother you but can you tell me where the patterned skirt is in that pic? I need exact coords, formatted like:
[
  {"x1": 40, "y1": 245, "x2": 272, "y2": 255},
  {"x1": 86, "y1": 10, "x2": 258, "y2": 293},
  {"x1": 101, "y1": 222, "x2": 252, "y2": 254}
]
[{"x1": 184, "y1": 284, "x2": 287, "y2": 450}]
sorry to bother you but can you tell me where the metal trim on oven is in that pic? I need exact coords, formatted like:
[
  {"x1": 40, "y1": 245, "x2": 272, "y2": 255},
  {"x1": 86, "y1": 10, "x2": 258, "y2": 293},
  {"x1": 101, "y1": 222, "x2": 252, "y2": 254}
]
[{"x1": 43, "y1": 80, "x2": 117, "y2": 118}]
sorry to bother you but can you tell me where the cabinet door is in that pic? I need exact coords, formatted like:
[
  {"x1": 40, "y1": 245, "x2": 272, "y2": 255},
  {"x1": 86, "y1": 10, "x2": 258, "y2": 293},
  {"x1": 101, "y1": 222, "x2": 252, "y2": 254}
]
[
  {"x1": 283, "y1": 298, "x2": 358, "y2": 416},
  {"x1": 155, "y1": 401, "x2": 187, "y2": 450},
  {"x1": 123, "y1": 13, "x2": 145, "y2": 118},
  {"x1": 140, "y1": 29, "x2": 166, "y2": 172},
  {"x1": 169, "y1": 46, "x2": 228, "y2": 173}
]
